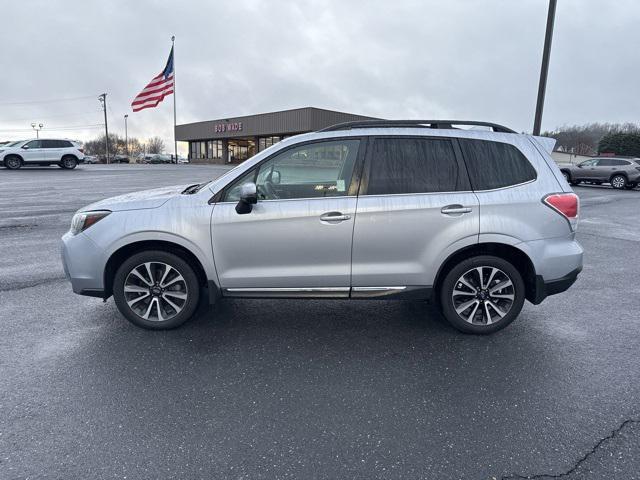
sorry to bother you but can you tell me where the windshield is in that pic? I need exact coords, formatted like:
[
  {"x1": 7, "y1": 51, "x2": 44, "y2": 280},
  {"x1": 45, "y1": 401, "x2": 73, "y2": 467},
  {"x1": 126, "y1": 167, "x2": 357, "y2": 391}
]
[{"x1": 5, "y1": 140, "x2": 25, "y2": 147}]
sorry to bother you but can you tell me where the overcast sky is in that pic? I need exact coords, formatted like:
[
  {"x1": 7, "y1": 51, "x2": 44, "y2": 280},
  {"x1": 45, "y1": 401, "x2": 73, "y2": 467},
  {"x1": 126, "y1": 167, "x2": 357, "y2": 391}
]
[{"x1": 1, "y1": 0, "x2": 638, "y2": 153}]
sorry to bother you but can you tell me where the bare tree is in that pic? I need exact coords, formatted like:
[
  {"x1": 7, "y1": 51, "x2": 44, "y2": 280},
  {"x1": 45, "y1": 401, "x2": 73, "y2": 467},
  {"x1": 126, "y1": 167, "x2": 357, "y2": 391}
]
[
  {"x1": 543, "y1": 122, "x2": 640, "y2": 155},
  {"x1": 147, "y1": 136, "x2": 165, "y2": 154}
]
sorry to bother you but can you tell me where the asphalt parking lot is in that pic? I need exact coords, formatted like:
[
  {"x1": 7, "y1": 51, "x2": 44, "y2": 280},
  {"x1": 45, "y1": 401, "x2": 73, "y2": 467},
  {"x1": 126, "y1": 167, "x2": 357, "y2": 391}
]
[{"x1": 1, "y1": 164, "x2": 639, "y2": 479}]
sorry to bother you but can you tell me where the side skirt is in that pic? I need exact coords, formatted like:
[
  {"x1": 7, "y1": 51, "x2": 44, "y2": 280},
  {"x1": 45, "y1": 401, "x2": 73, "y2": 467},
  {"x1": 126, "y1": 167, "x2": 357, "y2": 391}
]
[{"x1": 221, "y1": 286, "x2": 432, "y2": 300}]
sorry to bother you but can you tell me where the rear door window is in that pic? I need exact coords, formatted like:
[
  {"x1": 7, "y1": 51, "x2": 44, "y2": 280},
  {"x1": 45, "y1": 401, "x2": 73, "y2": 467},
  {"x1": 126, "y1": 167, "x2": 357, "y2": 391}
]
[
  {"x1": 365, "y1": 137, "x2": 468, "y2": 195},
  {"x1": 459, "y1": 139, "x2": 537, "y2": 190}
]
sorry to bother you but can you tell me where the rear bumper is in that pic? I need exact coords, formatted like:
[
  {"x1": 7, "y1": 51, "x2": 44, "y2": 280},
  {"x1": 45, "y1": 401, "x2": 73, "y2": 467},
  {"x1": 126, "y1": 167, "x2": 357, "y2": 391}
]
[{"x1": 530, "y1": 266, "x2": 582, "y2": 305}]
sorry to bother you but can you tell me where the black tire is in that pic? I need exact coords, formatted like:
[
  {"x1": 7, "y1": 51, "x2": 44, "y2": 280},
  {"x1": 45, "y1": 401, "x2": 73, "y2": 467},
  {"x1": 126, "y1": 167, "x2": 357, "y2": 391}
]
[
  {"x1": 113, "y1": 250, "x2": 200, "y2": 330},
  {"x1": 60, "y1": 155, "x2": 78, "y2": 169},
  {"x1": 611, "y1": 174, "x2": 626, "y2": 190},
  {"x1": 439, "y1": 255, "x2": 526, "y2": 334},
  {"x1": 4, "y1": 155, "x2": 22, "y2": 170}
]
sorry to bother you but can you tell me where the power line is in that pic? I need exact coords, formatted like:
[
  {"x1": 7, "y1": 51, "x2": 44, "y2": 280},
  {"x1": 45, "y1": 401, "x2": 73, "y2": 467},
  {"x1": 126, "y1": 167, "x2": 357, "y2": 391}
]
[
  {"x1": 2, "y1": 109, "x2": 104, "y2": 123},
  {"x1": 0, "y1": 94, "x2": 99, "y2": 106},
  {"x1": 0, "y1": 123, "x2": 105, "y2": 132}
]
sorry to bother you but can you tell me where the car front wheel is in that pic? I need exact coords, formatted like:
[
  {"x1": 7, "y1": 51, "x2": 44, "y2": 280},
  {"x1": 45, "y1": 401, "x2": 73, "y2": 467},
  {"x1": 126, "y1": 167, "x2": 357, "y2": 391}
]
[
  {"x1": 4, "y1": 156, "x2": 22, "y2": 170},
  {"x1": 439, "y1": 255, "x2": 525, "y2": 334},
  {"x1": 113, "y1": 251, "x2": 200, "y2": 329}
]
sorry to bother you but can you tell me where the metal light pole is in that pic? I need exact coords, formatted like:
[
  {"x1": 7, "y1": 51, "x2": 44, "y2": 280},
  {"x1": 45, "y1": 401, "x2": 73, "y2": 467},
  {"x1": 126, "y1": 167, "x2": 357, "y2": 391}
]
[
  {"x1": 533, "y1": 0, "x2": 557, "y2": 136},
  {"x1": 98, "y1": 93, "x2": 110, "y2": 164},
  {"x1": 124, "y1": 114, "x2": 129, "y2": 157},
  {"x1": 31, "y1": 122, "x2": 43, "y2": 138}
]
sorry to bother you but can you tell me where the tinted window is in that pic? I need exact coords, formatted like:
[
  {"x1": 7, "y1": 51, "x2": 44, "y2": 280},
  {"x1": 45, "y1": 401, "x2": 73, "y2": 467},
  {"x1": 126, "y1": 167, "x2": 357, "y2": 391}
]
[
  {"x1": 24, "y1": 140, "x2": 42, "y2": 149},
  {"x1": 459, "y1": 139, "x2": 536, "y2": 190},
  {"x1": 366, "y1": 138, "x2": 465, "y2": 195},
  {"x1": 612, "y1": 159, "x2": 630, "y2": 166},
  {"x1": 224, "y1": 139, "x2": 360, "y2": 202},
  {"x1": 42, "y1": 140, "x2": 58, "y2": 148},
  {"x1": 579, "y1": 159, "x2": 598, "y2": 167}
]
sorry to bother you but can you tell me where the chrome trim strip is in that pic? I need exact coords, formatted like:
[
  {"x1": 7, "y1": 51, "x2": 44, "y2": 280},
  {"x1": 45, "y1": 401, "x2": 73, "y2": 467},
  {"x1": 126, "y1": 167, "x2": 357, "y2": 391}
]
[
  {"x1": 226, "y1": 287, "x2": 350, "y2": 292},
  {"x1": 351, "y1": 286, "x2": 408, "y2": 298},
  {"x1": 352, "y1": 286, "x2": 407, "y2": 292},
  {"x1": 223, "y1": 287, "x2": 350, "y2": 298}
]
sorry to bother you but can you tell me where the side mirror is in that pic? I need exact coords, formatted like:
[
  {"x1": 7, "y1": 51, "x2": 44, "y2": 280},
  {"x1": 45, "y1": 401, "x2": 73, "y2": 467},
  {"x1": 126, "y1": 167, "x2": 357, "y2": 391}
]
[
  {"x1": 21, "y1": 145, "x2": 29, "y2": 150},
  {"x1": 271, "y1": 170, "x2": 281, "y2": 185},
  {"x1": 235, "y1": 182, "x2": 257, "y2": 214}
]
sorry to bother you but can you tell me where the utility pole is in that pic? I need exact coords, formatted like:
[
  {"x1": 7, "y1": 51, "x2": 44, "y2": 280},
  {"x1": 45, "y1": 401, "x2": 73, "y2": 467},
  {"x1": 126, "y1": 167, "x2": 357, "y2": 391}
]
[
  {"x1": 533, "y1": 0, "x2": 557, "y2": 136},
  {"x1": 171, "y1": 35, "x2": 178, "y2": 164},
  {"x1": 124, "y1": 114, "x2": 129, "y2": 157},
  {"x1": 98, "y1": 93, "x2": 110, "y2": 163}
]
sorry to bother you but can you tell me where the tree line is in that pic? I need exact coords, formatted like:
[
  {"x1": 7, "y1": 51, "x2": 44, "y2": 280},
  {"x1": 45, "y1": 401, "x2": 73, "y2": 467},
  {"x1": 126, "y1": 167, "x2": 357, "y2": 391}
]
[
  {"x1": 543, "y1": 122, "x2": 640, "y2": 157},
  {"x1": 83, "y1": 134, "x2": 165, "y2": 157}
]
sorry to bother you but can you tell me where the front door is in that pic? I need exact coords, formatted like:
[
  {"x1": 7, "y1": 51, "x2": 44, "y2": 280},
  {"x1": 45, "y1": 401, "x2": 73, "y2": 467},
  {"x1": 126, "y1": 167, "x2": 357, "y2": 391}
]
[
  {"x1": 21, "y1": 140, "x2": 46, "y2": 163},
  {"x1": 211, "y1": 138, "x2": 363, "y2": 294},
  {"x1": 351, "y1": 136, "x2": 479, "y2": 292}
]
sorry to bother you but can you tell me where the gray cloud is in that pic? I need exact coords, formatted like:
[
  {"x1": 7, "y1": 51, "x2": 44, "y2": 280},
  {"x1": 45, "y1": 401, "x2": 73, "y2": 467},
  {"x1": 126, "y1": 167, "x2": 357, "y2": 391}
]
[{"x1": 1, "y1": 0, "x2": 638, "y2": 152}]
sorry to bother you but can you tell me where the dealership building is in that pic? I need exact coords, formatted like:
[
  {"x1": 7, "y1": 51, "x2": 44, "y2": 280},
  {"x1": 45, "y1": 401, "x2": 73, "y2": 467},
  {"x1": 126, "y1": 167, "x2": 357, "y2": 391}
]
[{"x1": 175, "y1": 107, "x2": 377, "y2": 164}]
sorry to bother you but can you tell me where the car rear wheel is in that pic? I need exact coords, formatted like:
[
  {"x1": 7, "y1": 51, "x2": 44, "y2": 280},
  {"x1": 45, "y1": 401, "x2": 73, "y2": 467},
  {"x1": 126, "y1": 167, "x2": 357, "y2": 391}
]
[
  {"x1": 113, "y1": 251, "x2": 200, "y2": 330},
  {"x1": 439, "y1": 255, "x2": 525, "y2": 334},
  {"x1": 4, "y1": 156, "x2": 22, "y2": 170},
  {"x1": 60, "y1": 156, "x2": 78, "y2": 169},
  {"x1": 611, "y1": 174, "x2": 626, "y2": 189}
]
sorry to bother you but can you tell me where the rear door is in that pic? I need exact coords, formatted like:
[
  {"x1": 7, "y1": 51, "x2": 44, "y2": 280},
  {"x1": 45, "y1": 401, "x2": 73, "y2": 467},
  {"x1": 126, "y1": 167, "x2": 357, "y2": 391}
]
[
  {"x1": 351, "y1": 136, "x2": 479, "y2": 293},
  {"x1": 42, "y1": 139, "x2": 63, "y2": 162},
  {"x1": 211, "y1": 138, "x2": 363, "y2": 293}
]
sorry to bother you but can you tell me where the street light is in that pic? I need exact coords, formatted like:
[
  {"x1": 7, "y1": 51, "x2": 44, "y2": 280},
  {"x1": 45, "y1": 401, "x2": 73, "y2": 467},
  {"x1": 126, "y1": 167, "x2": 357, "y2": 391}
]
[
  {"x1": 124, "y1": 114, "x2": 129, "y2": 157},
  {"x1": 31, "y1": 122, "x2": 43, "y2": 139}
]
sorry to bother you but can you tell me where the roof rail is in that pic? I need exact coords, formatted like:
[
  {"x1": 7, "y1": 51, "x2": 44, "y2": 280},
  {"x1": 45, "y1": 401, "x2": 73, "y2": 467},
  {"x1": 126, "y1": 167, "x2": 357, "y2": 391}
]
[{"x1": 318, "y1": 120, "x2": 517, "y2": 134}]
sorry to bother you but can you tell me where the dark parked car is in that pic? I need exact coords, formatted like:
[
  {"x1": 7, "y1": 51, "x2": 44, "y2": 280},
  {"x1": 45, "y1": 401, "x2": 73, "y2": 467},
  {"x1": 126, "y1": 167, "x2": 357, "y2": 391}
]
[
  {"x1": 560, "y1": 157, "x2": 640, "y2": 190},
  {"x1": 112, "y1": 155, "x2": 130, "y2": 164}
]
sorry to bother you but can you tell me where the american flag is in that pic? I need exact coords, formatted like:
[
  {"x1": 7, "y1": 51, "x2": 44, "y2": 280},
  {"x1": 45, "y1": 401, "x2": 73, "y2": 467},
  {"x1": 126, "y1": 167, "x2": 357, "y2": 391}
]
[{"x1": 131, "y1": 47, "x2": 174, "y2": 112}]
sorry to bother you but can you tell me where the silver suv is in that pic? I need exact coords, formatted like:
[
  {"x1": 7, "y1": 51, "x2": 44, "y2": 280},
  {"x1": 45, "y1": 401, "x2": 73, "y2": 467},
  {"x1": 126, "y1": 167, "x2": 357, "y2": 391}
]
[
  {"x1": 560, "y1": 157, "x2": 640, "y2": 189},
  {"x1": 61, "y1": 120, "x2": 583, "y2": 334}
]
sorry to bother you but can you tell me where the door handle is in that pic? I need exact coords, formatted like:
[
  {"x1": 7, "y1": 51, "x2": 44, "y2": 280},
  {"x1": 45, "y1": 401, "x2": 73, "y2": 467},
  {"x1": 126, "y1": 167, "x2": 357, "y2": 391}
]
[
  {"x1": 441, "y1": 205, "x2": 472, "y2": 215},
  {"x1": 320, "y1": 212, "x2": 351, "y2": 222}
]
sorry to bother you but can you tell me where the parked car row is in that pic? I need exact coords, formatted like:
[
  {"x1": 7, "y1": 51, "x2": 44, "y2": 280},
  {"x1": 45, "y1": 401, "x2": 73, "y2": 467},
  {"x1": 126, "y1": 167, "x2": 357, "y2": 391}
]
[{"x1": 560, "y1": 157, "x2": 640, "y2": 190}]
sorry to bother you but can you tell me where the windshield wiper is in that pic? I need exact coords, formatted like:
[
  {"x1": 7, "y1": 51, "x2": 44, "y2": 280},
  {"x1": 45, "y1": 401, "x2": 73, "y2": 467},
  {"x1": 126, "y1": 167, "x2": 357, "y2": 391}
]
[{"x1": 181, "y1": 182, "x2": 209, "y2": 194}]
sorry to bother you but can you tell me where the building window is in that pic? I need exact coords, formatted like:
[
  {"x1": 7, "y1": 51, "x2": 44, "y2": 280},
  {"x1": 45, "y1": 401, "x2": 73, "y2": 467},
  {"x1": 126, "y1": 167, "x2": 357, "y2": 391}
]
[{"x1": 258, "y1": 136, "x2": 282, "y2": 152}]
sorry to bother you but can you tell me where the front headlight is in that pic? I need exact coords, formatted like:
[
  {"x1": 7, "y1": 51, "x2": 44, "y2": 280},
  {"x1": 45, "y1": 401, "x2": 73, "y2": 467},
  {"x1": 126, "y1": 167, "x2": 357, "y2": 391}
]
[{"x1": 70, "y1": 210, "x2": 111, "y2": 235}]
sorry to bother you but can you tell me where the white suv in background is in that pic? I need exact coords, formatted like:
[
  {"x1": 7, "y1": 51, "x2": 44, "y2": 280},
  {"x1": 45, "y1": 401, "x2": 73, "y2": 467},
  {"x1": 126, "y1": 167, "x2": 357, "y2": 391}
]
[{"x1": 1, "y1": 139, "x2": 85, "y2": 170}]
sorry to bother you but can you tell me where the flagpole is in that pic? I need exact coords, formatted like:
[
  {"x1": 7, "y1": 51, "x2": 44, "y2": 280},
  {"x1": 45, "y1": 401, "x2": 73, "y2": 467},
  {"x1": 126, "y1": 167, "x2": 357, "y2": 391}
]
[{"x1": 172, "y1": 35, "x2": 178, "y2": 163}]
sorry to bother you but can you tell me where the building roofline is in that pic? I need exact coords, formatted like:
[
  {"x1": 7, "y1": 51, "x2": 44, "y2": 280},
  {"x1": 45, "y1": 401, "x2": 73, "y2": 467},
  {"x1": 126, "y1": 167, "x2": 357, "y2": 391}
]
[{"x1": 176, "y1": 106, "x2": 378, "y2": 128}]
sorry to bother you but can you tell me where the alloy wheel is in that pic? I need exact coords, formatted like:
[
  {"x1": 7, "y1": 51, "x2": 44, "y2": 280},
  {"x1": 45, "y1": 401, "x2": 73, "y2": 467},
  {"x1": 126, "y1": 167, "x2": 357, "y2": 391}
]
[
  {"x1": 123, "y1": 262, "x2": 188, "y2": 322},
  {"x1": 611, "y1": 176, "x2": 626, "y2": 189},
  {"x1": 6, "y1": 157, "x2": 20, "y2": 169},
  {"x1": 451, "y1": 266, "x2": 515, "y2": 325}
]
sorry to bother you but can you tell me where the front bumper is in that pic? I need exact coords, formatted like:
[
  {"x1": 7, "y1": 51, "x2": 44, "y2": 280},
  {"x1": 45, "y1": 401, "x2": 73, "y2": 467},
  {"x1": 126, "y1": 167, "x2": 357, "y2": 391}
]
[{"x1": 61, "y1": 231, "x2": 105, "y2": 297}]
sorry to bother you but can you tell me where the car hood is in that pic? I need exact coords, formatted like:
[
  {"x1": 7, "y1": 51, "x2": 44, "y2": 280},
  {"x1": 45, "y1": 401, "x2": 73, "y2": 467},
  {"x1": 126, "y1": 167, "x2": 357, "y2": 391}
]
[{"x1": 81, "y1": 184, "x2": 189, "y2": 212}]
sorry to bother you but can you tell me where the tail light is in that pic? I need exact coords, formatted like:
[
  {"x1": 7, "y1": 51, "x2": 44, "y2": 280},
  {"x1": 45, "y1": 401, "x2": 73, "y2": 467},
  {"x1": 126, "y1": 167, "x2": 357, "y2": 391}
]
[{"x1": 543, "y1": 193, "x2": 579, "y2": 231}]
